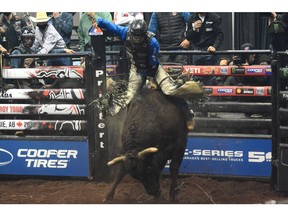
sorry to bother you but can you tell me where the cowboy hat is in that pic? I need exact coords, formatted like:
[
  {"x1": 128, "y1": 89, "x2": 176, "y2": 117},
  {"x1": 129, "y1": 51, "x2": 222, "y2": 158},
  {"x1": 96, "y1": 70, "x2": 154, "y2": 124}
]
[{"x1": 30, "y1": 12, "x2": 51, "y2": 23}]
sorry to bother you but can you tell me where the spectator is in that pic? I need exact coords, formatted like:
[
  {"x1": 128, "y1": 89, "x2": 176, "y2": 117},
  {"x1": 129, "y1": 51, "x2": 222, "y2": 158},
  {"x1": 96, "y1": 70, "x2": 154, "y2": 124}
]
[
  {"x1": 219, "y1": 56, "x2": 231, "y2": 66},
  {"x1": 9, "y1": 26, "x2": 43, "y2": 136},
  {"x1": 48, "y1": 12, "x2": 73, "y2": 49},
  {"x1": 77, "y1": 12, "x2": 112, "y2": 52},
  {"x1": 0, "y1": 12, "x2": 27, "y2": 53},
  {"x1": 10, "y1": 26, "x2": 42, "y2": 89},
  {"x1": 48, "y1": 12, "x2": 74, "y2": 65},
  {"x1": 148, "y1": 12, "x2": 191, "y2": 65},
  {"x1": 30, "y1": 12, "x2": 74, "y2": 64},
  {"x1": 93, "y1": 18, "x2": 202, "y2": 130},
  {"x1": 0, "y1": 44, "x2": 7, "y2": 91},
  {"x1": 181, "y1": 12, "x2": 224, "y2": 85},
  {"x1": 269, "y1": 12, "x2": 288, "y2": 66},
  {"x1": 77, "y1": 12, "x2": 112, "y2": 65},
  {"x1": 29, "y1": 12, "x2": 74, "y2": 84},
  {"x1": 113, "y1": 12, "x2": 144, "y2": 26},
  {"x1": 224, "y1": 43, "x2": 270, "y2": 86}
]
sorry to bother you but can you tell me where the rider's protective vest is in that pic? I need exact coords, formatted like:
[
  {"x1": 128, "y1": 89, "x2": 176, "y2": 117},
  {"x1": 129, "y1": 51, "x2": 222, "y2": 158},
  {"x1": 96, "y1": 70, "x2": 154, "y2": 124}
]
[
  {"x1": 125, "y1": 31, "x2": 154, "y2": 70},
  {"x1": 11, "y1": 44, "x2": 35, "y2": 68}
]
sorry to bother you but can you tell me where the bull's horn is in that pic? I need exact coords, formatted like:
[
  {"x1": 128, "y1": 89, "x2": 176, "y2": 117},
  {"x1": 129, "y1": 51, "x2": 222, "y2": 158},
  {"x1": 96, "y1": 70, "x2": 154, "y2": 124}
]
[
  {"x1": 138, "y1": 147, "x2": 158, "y2": 159},
  {"x1": 107, "y1": 156, "x2": 126, "y2": 166}
]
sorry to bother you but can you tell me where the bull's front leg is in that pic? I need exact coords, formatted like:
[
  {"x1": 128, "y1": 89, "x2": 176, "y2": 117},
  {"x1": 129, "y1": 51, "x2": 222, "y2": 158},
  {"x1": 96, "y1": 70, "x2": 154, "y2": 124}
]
[
  {"x1": 169, "y1": 161, "x2": 180, "y2": 201},
  {"x1": 169, "y1": 148, "x2": 186, "y2": 201},
  {"x1": 103, "y1": 164, "x2": 127, "y2": 202}
]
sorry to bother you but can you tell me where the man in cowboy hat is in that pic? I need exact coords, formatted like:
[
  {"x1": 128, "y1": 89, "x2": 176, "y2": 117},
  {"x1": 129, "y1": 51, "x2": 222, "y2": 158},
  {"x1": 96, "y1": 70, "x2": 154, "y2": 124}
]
[{"x1": 29, "y1": 12, "x2": 74, "y2": 84}]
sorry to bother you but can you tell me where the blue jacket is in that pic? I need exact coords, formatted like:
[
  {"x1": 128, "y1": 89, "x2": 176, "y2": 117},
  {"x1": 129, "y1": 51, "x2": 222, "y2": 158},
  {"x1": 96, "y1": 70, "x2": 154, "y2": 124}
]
[
  {"x1": 49, "y1": 12, "x2": 73, "y2": 47},
  {"x1": 97, "y1": 17, "x2": 160, "y2": 67}
]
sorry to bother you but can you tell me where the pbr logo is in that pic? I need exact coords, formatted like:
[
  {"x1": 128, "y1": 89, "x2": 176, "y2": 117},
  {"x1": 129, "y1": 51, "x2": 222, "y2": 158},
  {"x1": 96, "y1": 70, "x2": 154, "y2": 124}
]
[{"x1": 0, "y1": 148, "x2": 13, "y2": 166}]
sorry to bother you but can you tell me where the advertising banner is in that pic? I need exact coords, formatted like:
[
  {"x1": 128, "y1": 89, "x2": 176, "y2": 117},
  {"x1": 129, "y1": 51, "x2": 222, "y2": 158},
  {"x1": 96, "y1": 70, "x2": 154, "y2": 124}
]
[
  {"x1": 0, "y1": 89, "x2": 85, "y2": 100},
  {"x1": 0, "y1": 104, "x2": 86, "y2": 115},
  {"x1": 2, "y1": 66, "x2": 84, "y2": 79},
  {"x1": 164, "y1": 136, "x2": 272, "y2": 178},
  {"x1": 0, "y1": 139, "x2": 89, "y2": 177}
]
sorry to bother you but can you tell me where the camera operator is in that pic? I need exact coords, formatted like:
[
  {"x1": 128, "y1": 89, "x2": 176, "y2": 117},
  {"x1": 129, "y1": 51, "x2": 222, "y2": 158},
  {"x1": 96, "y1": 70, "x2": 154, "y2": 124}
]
[{"x1": 224, "y1": 43, "x2": 270, "y2": 86}]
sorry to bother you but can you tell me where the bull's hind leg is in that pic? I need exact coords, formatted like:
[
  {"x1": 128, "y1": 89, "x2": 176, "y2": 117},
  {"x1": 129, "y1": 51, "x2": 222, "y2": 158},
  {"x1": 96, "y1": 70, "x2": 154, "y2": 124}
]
[
  {"x1": 103, "y1": 164, "x2": 127, "y2": 202},
  {"x1": 169, "y1": 143, "x2": 186, "y2": 201}
]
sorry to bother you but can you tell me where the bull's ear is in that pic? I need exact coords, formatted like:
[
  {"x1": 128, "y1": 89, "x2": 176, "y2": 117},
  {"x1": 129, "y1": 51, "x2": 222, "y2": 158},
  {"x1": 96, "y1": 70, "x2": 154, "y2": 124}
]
[
  {"x1": 137, "y1": 147, "x2": 158, "y2": 159},
  {"x1": 107, "y1": 156, "x2": 126, "y2": 166}
]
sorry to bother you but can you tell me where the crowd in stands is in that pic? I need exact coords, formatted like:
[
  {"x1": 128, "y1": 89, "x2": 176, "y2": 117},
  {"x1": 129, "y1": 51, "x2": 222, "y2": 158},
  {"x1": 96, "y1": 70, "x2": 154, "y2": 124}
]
[{"x1": 0, "y1": 12, "x2": 285, "y2": 88}]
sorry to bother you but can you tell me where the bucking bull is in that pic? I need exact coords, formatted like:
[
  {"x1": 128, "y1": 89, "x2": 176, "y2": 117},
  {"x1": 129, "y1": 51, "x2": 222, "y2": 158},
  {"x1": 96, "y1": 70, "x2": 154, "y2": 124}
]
[{"x1": 103, "y1": 87, "x2": 189, "y2": 202}]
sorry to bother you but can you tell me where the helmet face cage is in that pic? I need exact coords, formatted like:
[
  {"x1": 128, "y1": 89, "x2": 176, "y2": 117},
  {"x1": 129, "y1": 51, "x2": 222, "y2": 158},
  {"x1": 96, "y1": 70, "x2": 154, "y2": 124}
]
[
  {"x1": 21, "y1": 27, "x2": 35, "y2": 47},
  {"x1": 130, "y1": 19, "x2": 147, "y2": 47},
  {"x1": 131, "y1": 34, "x2": 146, "y2": 47}
]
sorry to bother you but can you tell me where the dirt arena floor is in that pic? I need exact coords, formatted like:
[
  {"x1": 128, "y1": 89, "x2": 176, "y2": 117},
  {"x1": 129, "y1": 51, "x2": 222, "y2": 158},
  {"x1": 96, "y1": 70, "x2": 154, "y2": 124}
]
[{"x1": 0, "y1": 174, "x2": 288, "y2": 205}]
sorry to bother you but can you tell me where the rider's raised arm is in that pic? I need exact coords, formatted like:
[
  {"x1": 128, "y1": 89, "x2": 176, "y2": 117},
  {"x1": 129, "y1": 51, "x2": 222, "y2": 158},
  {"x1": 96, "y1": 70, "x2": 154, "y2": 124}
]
[{"x1": 97, "y1": 17, "x2": 128, "y2": 41}]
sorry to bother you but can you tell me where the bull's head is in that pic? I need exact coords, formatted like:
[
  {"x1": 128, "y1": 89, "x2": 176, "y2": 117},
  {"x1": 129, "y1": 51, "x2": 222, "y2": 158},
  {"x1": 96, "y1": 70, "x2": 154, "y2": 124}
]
[{"x1": 107, "y1": 147, "x2": 161, "y2": 196}]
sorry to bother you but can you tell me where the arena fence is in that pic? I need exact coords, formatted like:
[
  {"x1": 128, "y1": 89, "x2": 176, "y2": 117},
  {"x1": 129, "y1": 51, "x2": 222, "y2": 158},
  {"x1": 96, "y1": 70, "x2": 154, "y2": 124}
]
[
  {"x1": 0, "y1": 51, "x2": 106, "y2": 180},
  {"x1": 0, "y1": 27, "x2": 287, "y2": 193}
]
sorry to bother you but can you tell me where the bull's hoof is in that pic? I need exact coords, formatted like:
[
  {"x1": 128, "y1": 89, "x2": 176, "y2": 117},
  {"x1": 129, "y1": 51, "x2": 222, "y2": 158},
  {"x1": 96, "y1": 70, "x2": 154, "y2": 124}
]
[
  {"x1": 103, "y1": 193, "x2": 114, "y2": 203},
  {"x1": 102, "y1": 197, "x2": 113, "y2": 203},
  {"x1": 170, "y1": 188, "x2": 180, "y2": 202}
]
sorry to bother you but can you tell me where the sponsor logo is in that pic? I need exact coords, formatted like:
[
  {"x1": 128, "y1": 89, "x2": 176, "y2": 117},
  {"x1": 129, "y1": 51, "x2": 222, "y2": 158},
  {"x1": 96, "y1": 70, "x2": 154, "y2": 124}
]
[
  {"x1": 0, "y1": 148, "x2": 14, "y2": 166},
  {"x1": 184, "y1": 149, "x2": 244, "y2": 162},
  {"x1": 217, "y1": 88, "x2": 233, "y2": 94},
  {"x1": 184, "y1": 67, "x2": 201, "y2": 75},
  {"x1": 184, "y1": 149, "x2": 272, "y2": 163},
  {"x1": 236, "y1": 88, "x2": 242, "y2": 94},
  {"x1": 231, "y1": 67, "x2": 245, "y2": 74},
  {"x1": 167, "y1": 67, "x2": 182, "y2": 75},
  {"x1": 17, "y1": 149, "x2": 78, "y2": 169},
  {"x1": 267, "y1": 87, "x2": 272, "y2": 95},
  {"x1": 220, "y1": 67, "x2": 229, "y2": 75},
  {"x1": 256, "y1": 87, "x2": 264, "y2": 95},
  {"x1": 106, "y1": 66, "x2": 116, "y2": 76},
  {"x1": 243, "y1": 88, "x2": 254, "y2": 94},
  {"x1": 203, "y1": 67, "x2": 219, "y2": 75},
  {"x1": 265, "y1": 67, "x2": 272, "y2": 75},
  {"x1": 236, "y1": 88, "x2": 254, "y2": 94},
  {"x1": 203, "y1": 88, "x2": 213, "y2": 94},
  {"x1": 248, "y1": 151, "x2": 271, "y2": 163},
  {"x1": 247, "y1": 68, "x2": 263, "y2": 74}
]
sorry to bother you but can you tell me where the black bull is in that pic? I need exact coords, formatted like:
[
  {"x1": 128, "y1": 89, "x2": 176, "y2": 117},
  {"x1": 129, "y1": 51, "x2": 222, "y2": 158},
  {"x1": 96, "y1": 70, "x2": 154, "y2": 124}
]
[{"x1": 104, "y1": 88, "x2": 189, "y2": 201}]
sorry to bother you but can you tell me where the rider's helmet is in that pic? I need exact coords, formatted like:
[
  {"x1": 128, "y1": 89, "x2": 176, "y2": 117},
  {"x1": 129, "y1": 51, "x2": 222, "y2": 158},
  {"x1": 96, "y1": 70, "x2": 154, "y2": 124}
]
[
  {"x1": 20, "y1": 26, "x2": 35, "y2": 48},
  {"x1": 129, "y1": 19, "x2": 147, "y2": 48}
]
